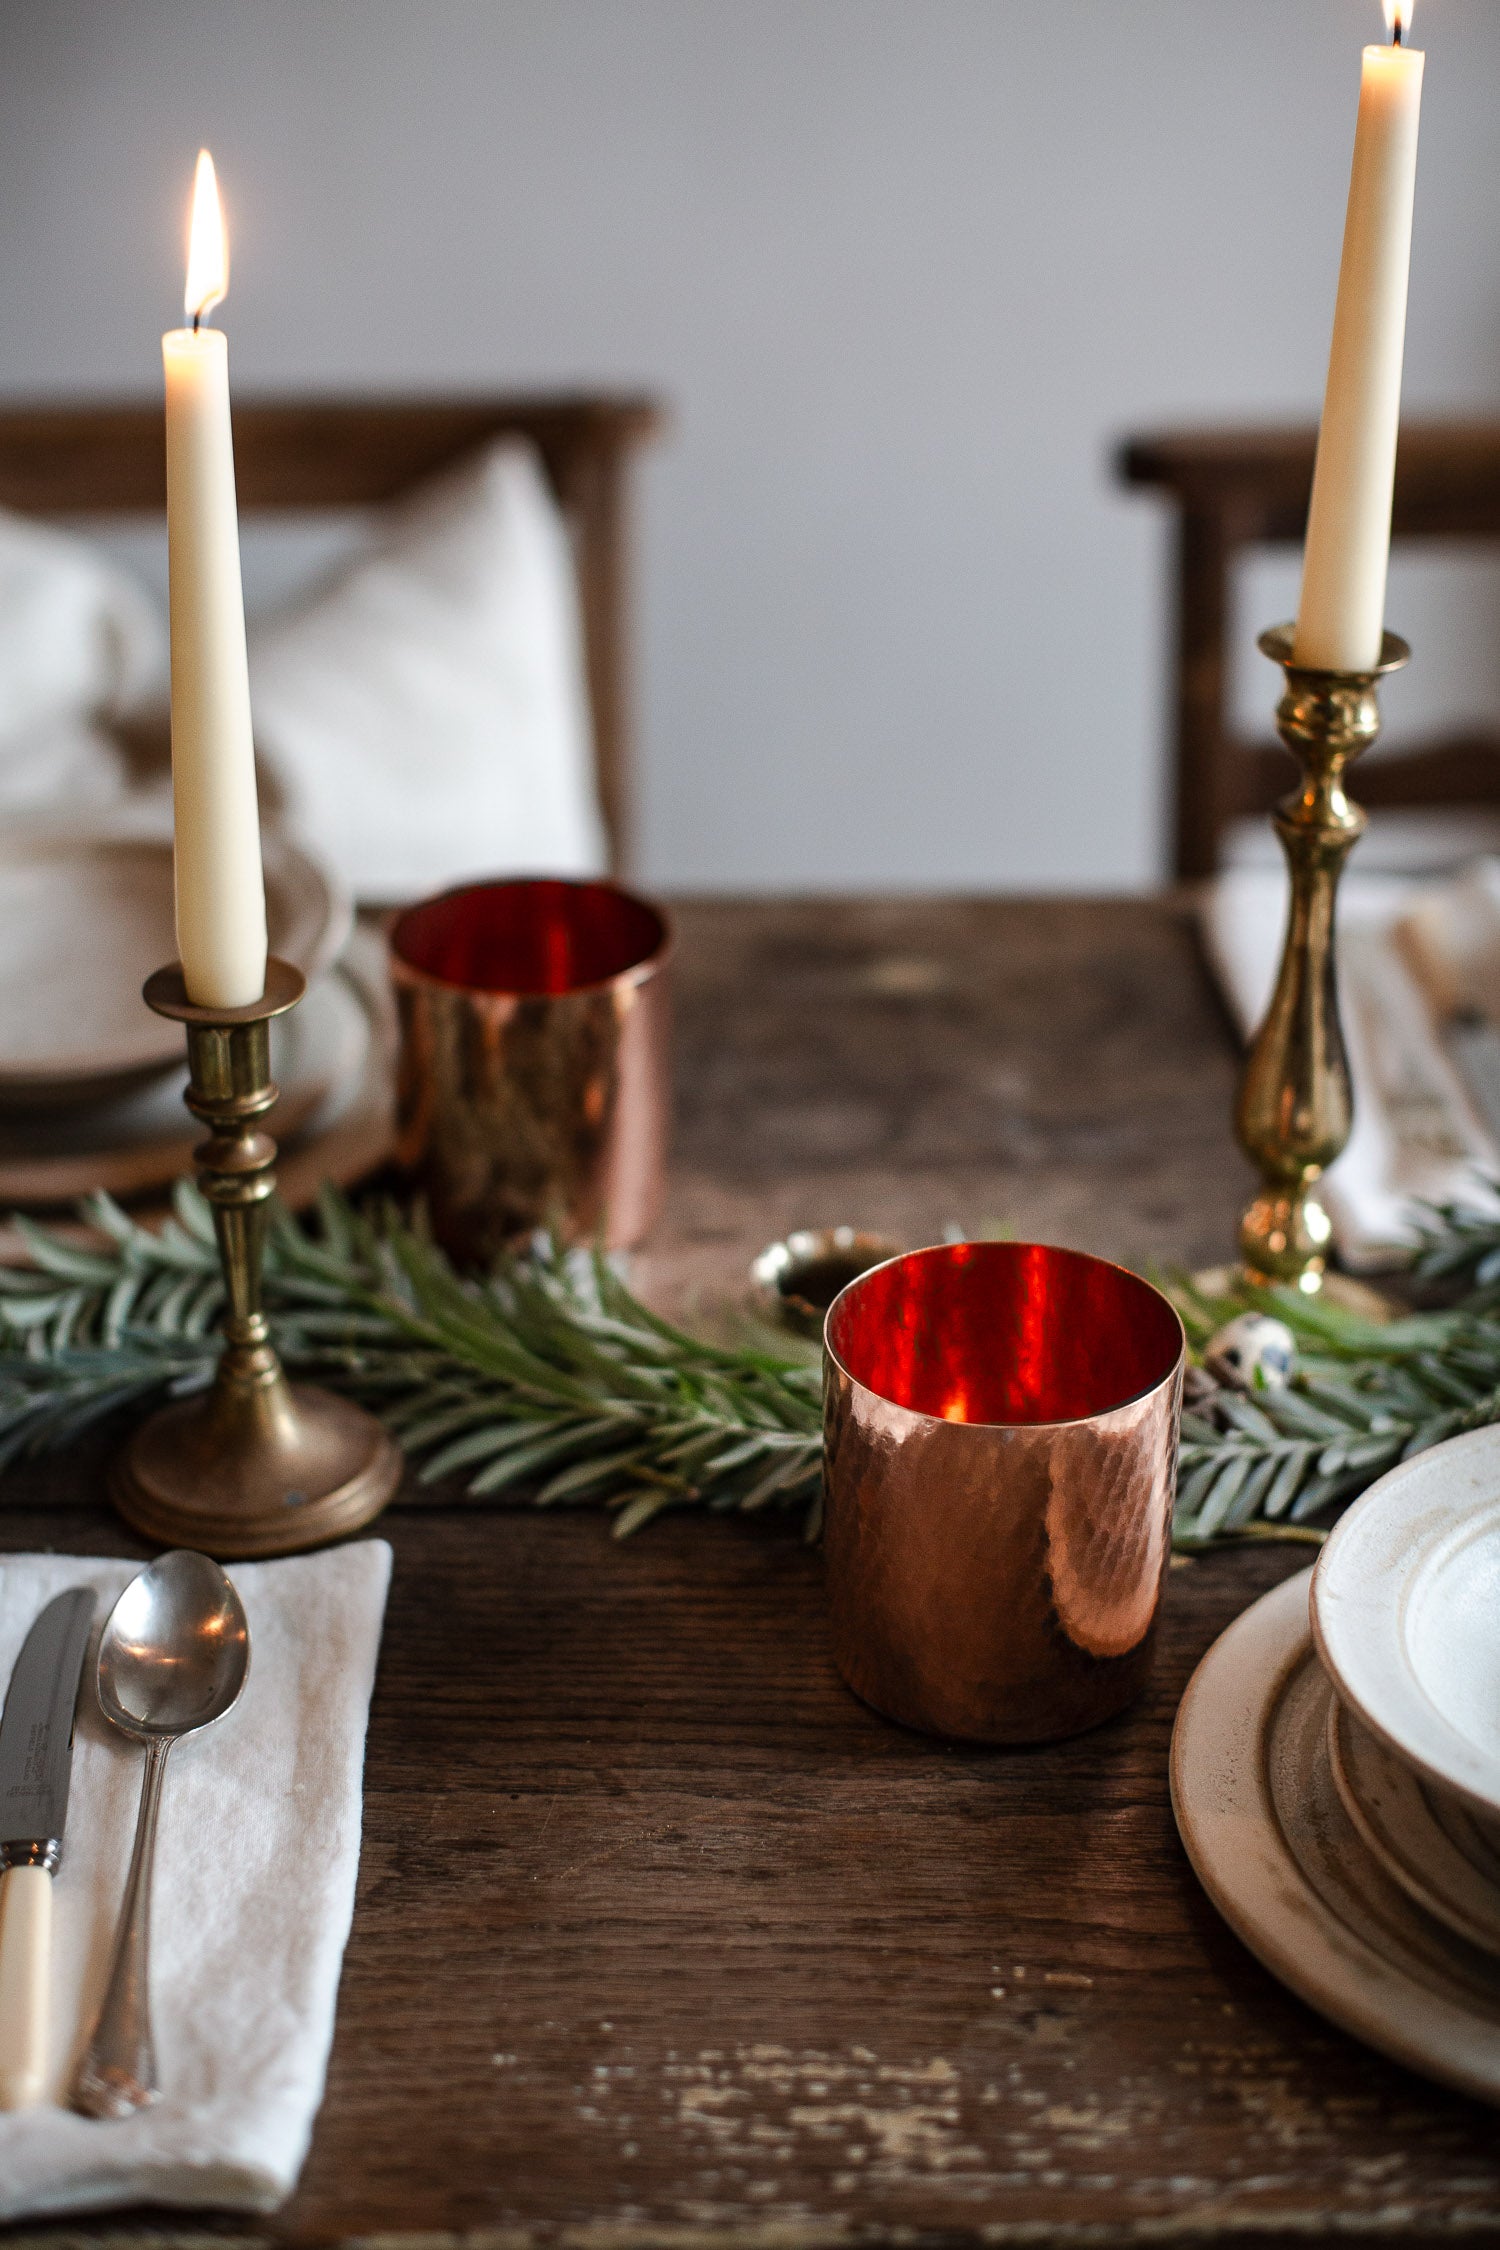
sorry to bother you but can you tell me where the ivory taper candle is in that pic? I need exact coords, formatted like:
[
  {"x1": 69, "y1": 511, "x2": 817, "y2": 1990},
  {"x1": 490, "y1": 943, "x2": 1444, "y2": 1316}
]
[
  {"x1": 1293, "y1": 2, "x2": 1425, "y2": 675},
  {"x1": 163, "y1": 150, "x2": 267, "y2": 1008}
]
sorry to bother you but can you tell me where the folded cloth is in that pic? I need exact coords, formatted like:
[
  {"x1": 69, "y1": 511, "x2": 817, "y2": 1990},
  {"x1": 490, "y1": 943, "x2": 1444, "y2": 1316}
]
[
  {"x1": 0, "y1": 714, "x2": 144, "y2": 822},
  {"x1": 248, "y1": 438, "x2": 608, "y2": 903},
  {"x1": 1201, "y1": 865, "x2": 1499, "y2": 1271},
  {"x1": 0, "y1": 1539, "x2": 391, "y2": 2220},
  {"x1": 0, "y1": 509, "x2": 164, "y2": 824},
  {"x1": 1398, "y1": 856, "x2": 1500, "y2": 1023},
  {"x1": 0, "y1": 511, "x2": 162, "y2": 746},
  {"x1": 1221, "y1": 805, "x2": 1500, "y2": 880}
]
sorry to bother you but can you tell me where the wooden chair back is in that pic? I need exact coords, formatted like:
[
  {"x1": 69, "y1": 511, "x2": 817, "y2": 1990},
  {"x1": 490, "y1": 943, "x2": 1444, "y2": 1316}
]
[
  {"x1": 0, "y1": 394, "x2": 661, "y2": 871},
  {"x1": 1119, "y1": 423, "x2": 1500, "y2": 879}
]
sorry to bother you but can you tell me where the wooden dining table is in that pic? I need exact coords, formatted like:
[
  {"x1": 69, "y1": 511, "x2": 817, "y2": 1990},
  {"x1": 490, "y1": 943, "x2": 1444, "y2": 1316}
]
[{"x1": 5, "y1": 894, "x2": 1500, "y2": 2249}]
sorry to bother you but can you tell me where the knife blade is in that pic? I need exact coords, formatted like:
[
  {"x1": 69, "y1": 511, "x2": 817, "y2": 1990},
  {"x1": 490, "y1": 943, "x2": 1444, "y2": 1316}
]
[{"x1": 0, "y1": 1587, "x2": 95, "y2": 2110}]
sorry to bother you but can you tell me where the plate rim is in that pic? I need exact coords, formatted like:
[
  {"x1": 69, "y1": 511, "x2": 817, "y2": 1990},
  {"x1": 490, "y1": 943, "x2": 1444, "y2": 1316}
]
[
  {"x1": 1310, "y1": 1424, "x2": 1500, "y2": 1827},
  {"x1": 0, "y1": 957, "x2": 376, "y2": 1207},
  {"x1": 1170, "y1": 1566, "x2": 1500, "y2": 2107},
  {"x1": 1326, "y1": 1695, "x2": 1500, "y2": 1957},
  {"x1": 0, "y1": 826, "x2": 348, "y2": 1101}
]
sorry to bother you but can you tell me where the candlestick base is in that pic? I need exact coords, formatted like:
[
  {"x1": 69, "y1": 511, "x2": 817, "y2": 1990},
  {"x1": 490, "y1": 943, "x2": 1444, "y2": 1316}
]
[
  {"x1": 109, "y1": 956, "x2": 403, "y2": 1558},
  {"x1": 110, "y1": 1374, "x2": 402, "y2": 1559}
]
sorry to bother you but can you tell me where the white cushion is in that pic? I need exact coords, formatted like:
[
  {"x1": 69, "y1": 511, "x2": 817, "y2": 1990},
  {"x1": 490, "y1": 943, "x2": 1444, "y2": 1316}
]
[
  {"x1": 247, "y1": 439, "x2": 606, "y2": 903},
  {"x1": 0, "y1": 510, "x2": 162, "y2": 821},
  {"x1": 0, "y1": 509, "x2": 161, "y2": 743}
]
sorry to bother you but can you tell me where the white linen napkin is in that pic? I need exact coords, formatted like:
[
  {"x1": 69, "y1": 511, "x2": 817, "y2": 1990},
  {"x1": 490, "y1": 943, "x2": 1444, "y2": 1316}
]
[
  {"x1": 0, "y1": 508, "x2": 164, "y2": 828},
  {"x1": 0, "y1": 511, "x2": 162, "y2": 748},
  {"x1": 0, "y1": 1539, "x2": 391, "y2": 2220},
  {"x1": 1201, "y1": 865, "x2": 1499, "y2": 1270}
]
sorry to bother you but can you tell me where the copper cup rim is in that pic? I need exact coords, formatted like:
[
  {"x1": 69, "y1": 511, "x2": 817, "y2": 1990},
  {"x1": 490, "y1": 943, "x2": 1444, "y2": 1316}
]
[
  {"x1": 387, "y1": 875, "x2": 674, "y2": 1001},
  {"x1": 823, "y1": 1238, "x2": 1185, "y2": 1433}
]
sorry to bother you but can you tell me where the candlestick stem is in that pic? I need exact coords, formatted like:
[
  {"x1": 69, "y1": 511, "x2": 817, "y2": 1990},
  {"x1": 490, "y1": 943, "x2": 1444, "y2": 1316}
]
[
  {"x1": 1234, "y1": 623, "x2": 1409, "y2": 1293},
  {"x1": 110, "y1": 958, "x2": 402, "y2": 1556},
  {"x1": 185, "y1": 1001, "x2": 278, "y2": 1388}
]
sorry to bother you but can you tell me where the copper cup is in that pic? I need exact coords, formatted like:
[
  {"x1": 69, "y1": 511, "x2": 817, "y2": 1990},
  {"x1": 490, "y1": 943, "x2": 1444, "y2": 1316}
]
[
  {"x1": 388, "y1": 877, "x2": 672, "y2": 1265},
  {"x1": 823, "y1": 1241, "x2": 1185, "y2": 1744}
]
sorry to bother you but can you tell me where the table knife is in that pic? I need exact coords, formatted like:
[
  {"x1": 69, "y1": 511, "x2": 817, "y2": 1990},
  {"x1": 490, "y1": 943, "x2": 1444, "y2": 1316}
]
[{"x1": 0, "y1": 1587, "x2": 95, "y2": 2110}]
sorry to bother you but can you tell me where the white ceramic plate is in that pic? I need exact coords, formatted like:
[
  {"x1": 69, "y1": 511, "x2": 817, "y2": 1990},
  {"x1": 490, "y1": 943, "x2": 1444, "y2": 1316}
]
[
  {"x1": 1326, "y1": 1694, "x2": 1500, "y2": 1956},
  {"x1": 0, "y1": 966, "x2": 371, "y2": 1206},
  {"x1": 0, "y1": 827, "x2": 349, "y2": 1108},
  {"x1": 1171, "y1": 1568, "x2": 1500, "y2": 2107},
  {"x1": 1311, "y1": 1426, "x2": 1500, "y2": 1834}
]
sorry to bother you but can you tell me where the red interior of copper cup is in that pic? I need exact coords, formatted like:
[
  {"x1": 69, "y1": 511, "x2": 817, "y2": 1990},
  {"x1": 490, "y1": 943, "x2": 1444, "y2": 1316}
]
[
  {"x1": 826, "y1": 1241, "x2": 1182, "y2": 1426},
  {"x1": 390, "y1": 878, "x2": 668, "y2": 997}
]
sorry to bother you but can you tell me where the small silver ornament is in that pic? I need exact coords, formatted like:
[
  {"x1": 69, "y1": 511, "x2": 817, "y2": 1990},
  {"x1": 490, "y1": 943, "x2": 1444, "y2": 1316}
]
[{"x1": 1203, "y1": 1311, "x2": 1296, "y2": 1393}]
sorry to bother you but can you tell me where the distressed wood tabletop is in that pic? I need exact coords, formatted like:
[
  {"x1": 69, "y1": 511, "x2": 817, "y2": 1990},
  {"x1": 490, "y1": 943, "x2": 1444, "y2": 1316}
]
[{"x1": 5, "y1": 897, "x2": 1499, "y2": 2249}]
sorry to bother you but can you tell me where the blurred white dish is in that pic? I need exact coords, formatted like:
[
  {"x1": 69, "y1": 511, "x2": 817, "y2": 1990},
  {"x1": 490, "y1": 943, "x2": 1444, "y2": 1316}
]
[
  {"x1": 1172, "y1": 1568, "x2": 1500, "y2": 2107},
  {"x1": 0, "y1": 828, "x2": 348, "y2": 1109},
  {"x1": 1311, "y1": 1426, "x2": 1500, "y2": 1839},
  {"x1": 0, "y1": 964, "x2": 369, "y2": 1206},
  {"x1": 1326, "y1": 1694, "x2": 1500, "y2": 1957}
]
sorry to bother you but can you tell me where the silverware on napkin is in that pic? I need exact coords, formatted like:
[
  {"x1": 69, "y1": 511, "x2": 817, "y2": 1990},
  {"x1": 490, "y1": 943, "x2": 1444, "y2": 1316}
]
[
  {"x1": 0, "y1": 1587, "x2": 95, "y2": 2110},
  {"x1": 72, "y1": 1552, "x2": 250, "y2": 2121}
]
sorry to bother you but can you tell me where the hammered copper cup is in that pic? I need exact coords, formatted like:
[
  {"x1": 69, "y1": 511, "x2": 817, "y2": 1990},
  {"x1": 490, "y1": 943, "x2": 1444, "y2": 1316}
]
[
  {"x1": 388, "y1": 877, "x2": 672, "y2": 1266},
  {"x1": 823, "y1": 1241, "x2": 1185, "y2": 1744}
]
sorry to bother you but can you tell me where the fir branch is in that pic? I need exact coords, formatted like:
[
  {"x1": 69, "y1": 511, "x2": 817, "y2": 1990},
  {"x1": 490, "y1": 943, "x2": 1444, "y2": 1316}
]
[
  {"x1": 9, "y1": 1181, "x2": 1500, "y2": 1553},
  {"x1": 1166, "y1": 1231, "x2": 1500, "y2": 1547},
  {"x1": 1410, "y1": 1176, "x2": 1500, "y2": 1300},
  {"x1": 0, "y1": 1189, "x2": 825, "y2": 1537}
]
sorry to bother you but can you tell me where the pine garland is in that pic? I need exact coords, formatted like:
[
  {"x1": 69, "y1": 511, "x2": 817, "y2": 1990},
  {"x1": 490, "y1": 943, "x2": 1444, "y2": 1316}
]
[
  {"x1": 1170, "y1": 1281, "x2": 1485, "y2": 1548},
  {"x1": 0, "y1": 1187, "x2": 823, "y2": 1538},
  {"x1": 3, "y1": 1181, "x2": 1500, "y2": 1549}
]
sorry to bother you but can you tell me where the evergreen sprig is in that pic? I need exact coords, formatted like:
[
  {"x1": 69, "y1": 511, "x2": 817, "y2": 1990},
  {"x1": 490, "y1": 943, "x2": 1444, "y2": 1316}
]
[
  {"x1": 7, "y1": 1181, "x2": 1500, "y2": 1549},
  {"x1": 1409, "y1": 1176, "x2": 1500, "y2": 1300},
  {"x1": 0, "y1": 1186, "x2": 824, "y2": 1537},
  {"x1": 1167, "y1": 1269, "x2": 1496, "y2": 1548}
]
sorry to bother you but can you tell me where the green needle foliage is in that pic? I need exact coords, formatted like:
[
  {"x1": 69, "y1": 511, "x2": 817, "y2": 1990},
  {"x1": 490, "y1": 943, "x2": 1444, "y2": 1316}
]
[
  {"x1": 0, "y1": 1186, "x2": 824, "y2": 1538},
  {"x1": 1169, "y1": 1185, "x2": 1500, "y2": 1549},
  {"x1": 6, "y1": 1181, "x2": 1500, "y2": 1549},
  {"x1": 1409, "y1": 1179, "x2": 1500, "y2": 1301}
]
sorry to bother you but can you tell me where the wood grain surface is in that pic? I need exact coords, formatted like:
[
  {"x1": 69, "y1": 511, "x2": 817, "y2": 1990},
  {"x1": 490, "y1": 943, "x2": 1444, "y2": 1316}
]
[{"x1": 5, "y1": 898, "x2": 1499, "y2": 2249}]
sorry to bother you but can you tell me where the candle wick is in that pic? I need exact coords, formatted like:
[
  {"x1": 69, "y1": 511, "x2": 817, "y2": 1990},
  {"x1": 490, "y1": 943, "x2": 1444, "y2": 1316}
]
[
  {"x1": 192, "y1": 311, "x2": 201, "y2": 334},
  {"x1": 1392, "y1": 16, "x2": 1403, "y2": 44}
]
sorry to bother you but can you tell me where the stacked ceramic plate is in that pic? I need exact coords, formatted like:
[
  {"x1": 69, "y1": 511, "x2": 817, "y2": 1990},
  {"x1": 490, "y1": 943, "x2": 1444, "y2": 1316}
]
[
  {"x1": 1172, "y1": 1423, "x2": 1500, "y2": 2106},
  {"x1": 0, "y1": 828, "x2": 395, "y2": 1224}
]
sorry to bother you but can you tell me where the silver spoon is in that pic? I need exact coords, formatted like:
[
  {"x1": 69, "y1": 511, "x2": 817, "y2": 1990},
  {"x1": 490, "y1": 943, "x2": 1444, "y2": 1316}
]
[{"x1": 72, "y1": 1550, "x2": 250, "y2": 2119}]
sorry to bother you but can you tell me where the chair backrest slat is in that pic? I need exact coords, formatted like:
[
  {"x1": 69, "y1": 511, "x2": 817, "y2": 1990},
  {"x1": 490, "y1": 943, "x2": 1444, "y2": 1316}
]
[
  {"x1": 0, "y1": 393, "x2": 662, "y2": 869},
  {"x1": 1120, "y1": 421, "x2": 1500, "y2": 879}
]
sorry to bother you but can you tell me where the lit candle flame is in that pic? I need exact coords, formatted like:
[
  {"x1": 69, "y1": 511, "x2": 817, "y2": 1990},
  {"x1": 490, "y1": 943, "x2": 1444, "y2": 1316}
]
[
  {"x1": 184, "y1": 149, "x2": 228, "y2": 327},
  {"x1": 1382, "y1": 0, "x2": 1415, "y2": 44}
]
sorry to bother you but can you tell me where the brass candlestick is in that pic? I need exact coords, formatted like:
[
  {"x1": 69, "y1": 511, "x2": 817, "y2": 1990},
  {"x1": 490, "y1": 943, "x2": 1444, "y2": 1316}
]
[
  {"x1": 1235, "y1": 623, "x2": 1410, "y2": 1293},
  {"x1": 109, "y1": 956, "x2": 402, "y2": 1557}
]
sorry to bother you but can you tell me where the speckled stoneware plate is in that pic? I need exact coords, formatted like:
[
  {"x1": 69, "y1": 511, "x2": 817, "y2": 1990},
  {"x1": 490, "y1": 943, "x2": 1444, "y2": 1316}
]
[
  {"x1": 0, "y1": 827, "x2": 349, "y2": 1108},
  {"x1": 1327, "y1": 1694, "x2": 1500, "y2": 1957},
  {"x1": 1311, "y1": 1426, "x2": 1500, "y2": 1841},
  {"x1": 0, "y1": 927, "x2": 395, "y2": 1250},
  {"x1": 1171, "y1": 1568, "x2": 1500, "y2": 2106},
  {"x1": 0, "y1": 965, "x2": 369, "y2": 1205}
]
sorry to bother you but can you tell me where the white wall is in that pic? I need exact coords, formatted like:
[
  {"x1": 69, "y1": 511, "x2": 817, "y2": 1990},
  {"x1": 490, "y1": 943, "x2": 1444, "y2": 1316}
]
[{"x1": 2, "y1": 0, "x2": 1498, "y2": 892}]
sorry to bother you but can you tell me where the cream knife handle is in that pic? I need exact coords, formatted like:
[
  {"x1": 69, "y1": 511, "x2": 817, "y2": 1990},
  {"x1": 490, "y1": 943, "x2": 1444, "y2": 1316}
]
[{"x1": 0, "y1": 1863, "x2": 52, "y2": 2110}]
